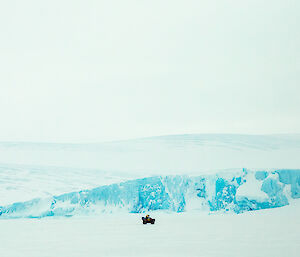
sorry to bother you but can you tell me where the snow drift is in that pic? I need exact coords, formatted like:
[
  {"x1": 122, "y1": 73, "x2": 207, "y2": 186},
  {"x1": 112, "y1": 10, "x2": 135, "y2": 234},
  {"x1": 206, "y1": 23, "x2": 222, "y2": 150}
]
[{"x1": 0, "y1": 169, "x2": 299, "y2": 218}]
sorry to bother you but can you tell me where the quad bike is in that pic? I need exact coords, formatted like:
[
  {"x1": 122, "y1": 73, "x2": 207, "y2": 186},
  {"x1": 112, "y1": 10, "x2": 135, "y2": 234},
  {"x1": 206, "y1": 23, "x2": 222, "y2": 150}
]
[{"x1": 142, "y1": 216, "x2": 155, "y2": 224}]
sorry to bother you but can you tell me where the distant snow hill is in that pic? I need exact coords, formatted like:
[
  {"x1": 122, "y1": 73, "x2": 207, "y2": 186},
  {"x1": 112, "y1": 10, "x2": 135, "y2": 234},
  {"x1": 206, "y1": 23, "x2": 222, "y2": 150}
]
[
  {"x1": 0, "y1": 134, "x2": 299, "y2": 217},
  {"x1": 0, "y1": 134, "x2": 300, "y2": 173}
]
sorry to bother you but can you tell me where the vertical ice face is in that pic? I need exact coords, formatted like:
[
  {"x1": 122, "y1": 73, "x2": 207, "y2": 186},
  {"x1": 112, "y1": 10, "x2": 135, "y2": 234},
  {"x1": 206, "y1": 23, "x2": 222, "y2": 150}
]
[
  {"x1": 276, "y1": 170, "x2": 300, "y2": 198},
  {"x1": 255, "y1": 171, "x2": 268, "y2": 180},
  {"x1": 0, "y1": 169, "x2": 299, "y2": 218}
]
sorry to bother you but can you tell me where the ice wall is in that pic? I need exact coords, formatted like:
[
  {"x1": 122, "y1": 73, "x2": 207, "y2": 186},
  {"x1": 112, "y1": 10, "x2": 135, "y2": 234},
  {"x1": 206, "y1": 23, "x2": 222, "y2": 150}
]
[{"x1": 0, "y1": 169, "x2": 299, "y2": 218}]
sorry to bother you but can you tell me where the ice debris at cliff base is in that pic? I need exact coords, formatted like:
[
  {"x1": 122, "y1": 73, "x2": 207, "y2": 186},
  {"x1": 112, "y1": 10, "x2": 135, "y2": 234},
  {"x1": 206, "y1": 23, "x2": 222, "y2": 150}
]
[{"x1": 0, "y1": 169, "x2": 299, "y2": 218}]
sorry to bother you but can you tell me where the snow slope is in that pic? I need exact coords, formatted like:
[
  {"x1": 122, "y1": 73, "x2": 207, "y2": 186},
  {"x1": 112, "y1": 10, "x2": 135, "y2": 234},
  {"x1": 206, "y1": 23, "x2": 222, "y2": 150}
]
[
  {"x1": 0, "y1": 134, "x2": 300, "y2": 173},
  {"x1": 1, "y1": 169, "x2": 299, "y2": 218},
  {"x1": 0, "y1": 164, "x2": 135, "y2": 205}
]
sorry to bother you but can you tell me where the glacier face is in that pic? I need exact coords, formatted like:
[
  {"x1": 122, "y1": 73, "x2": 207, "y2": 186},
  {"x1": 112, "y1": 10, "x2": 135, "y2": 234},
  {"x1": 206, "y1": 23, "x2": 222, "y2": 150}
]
[{"x1": 0, "y1": 169, "x2": 299, "y2": 218}]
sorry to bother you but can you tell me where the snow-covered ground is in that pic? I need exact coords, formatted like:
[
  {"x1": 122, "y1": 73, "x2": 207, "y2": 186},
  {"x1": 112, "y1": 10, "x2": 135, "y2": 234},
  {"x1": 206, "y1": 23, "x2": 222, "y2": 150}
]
[
  {"x1": 1, "y1": 204, "x2": 299, "y2": 257},
  {"x1": 0, "y1": 134, "x2": 299, "y2": 256}
]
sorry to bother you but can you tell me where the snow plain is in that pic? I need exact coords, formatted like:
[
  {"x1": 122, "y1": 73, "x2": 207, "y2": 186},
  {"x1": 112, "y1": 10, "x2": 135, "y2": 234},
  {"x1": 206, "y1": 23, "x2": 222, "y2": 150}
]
[{"x1": 1, "y1": 204, "x2": 299, "y2": 257}]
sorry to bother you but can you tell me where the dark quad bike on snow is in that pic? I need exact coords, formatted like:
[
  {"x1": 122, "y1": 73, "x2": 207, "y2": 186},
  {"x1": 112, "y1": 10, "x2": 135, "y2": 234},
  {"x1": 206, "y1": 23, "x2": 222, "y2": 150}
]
[{"x1": 142, "y1": 215, "x2": 155, "y2": 224}]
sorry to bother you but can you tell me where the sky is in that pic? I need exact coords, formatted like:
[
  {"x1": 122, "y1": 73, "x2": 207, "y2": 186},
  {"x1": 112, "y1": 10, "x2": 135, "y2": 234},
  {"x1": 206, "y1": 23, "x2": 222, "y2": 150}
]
[{"x1": 0, "y1": 0, "x2": 299, "y2": 143}]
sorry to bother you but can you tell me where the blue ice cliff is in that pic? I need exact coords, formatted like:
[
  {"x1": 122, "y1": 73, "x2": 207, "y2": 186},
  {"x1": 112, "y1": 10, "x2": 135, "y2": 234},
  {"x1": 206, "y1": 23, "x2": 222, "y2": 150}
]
[{"x1": 0, "y1": 169, "x2": 299, "y2": 218}]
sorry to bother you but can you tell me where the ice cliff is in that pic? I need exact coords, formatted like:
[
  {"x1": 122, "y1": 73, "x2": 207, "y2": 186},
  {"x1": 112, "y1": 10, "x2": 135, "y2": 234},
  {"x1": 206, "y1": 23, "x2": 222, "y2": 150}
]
[{"x1": 0, "y1": 169, "x2": 299, "y2": 218}]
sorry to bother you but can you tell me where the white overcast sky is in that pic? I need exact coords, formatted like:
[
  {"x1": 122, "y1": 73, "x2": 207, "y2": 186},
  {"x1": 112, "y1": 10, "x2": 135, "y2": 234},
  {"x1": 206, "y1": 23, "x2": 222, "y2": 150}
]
[{"x1": 0, "y1": 0, "x2": 299, "y2": 143}]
